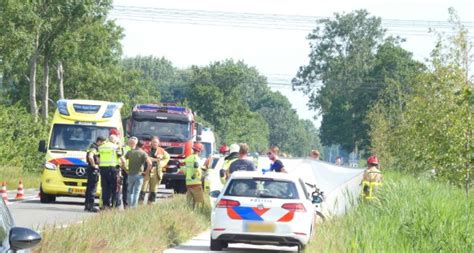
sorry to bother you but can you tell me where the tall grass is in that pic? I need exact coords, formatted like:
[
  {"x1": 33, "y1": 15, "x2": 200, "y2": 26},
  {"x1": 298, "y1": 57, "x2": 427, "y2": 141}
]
[
  {"x1": 307, "y1": 171, "x2": 473, "y2": 252},
  {"x1": 35, "y1": 195, "x2": 211, "y2": 252},
  {"x1": 0, "y1": 166, "x2": 40, "y2": 189}
]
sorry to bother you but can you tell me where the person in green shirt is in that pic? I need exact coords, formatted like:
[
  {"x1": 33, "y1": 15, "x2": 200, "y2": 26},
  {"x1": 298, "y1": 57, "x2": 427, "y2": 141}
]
[{"x1": 124, "y1": 139, "x2": 152, "y2": 208}]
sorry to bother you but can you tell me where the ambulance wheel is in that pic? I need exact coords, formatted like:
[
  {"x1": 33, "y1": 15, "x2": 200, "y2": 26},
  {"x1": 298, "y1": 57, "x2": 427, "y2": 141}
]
[
  {"x1": 39, "y1": 186, "x2": 56, "y2": 203},
  {"x1": 210, "y1": 237, "x2": 224, "y2": 251}
]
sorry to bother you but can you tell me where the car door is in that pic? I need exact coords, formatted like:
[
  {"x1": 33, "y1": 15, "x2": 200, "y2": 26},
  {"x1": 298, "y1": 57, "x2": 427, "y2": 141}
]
[{"x1": 0, "y1": 200, "x2": 14, "y2": 252}]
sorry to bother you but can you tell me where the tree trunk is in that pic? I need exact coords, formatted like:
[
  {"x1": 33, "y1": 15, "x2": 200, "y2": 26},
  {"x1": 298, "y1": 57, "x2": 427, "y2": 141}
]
[
  {"x1": 57, "y1": 61, "x2": 64, "y2": 99},
  {"x1": 29, "y1": 33, "x2": 39, "y2": 121},
  {"x1": 41, "y1": 49, "x2": 50, "y2": 120}
]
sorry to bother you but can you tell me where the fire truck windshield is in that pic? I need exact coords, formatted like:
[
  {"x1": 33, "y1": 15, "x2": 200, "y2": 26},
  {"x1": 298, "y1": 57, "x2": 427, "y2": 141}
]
[
  {"x1": 131, "y1": 120, "x2": 191, "y2": 141},
  {"x1": 49, "y1": 124, "x2": 111, "y2": 151}
]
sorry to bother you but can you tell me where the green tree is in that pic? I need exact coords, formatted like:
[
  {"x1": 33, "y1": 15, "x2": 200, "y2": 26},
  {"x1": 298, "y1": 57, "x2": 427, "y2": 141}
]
[
  {"x1": 0, "y1": 0, "x2": 133, "y2": 119},
  {"x1": 186, "y1": 61, "x2": 270, "y2": 151},
  {"x1": 293, "y1": 10, "x2": 386, "y2": 152},
  {"x1": 368, "y1": 8, "x2": 472, "y2": 192},
  {"x1": 121, "y1": 56, "x2": 187, "y2": 102}
]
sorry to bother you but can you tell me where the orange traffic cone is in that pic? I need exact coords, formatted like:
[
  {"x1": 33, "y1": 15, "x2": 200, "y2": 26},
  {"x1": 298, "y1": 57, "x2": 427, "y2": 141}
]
[
  {"x1": 15, "y1": 179, "x2": 25, "y2": 200},
  {"x1": 1, "y1": 182, "x2": 8, "y2": 203}
]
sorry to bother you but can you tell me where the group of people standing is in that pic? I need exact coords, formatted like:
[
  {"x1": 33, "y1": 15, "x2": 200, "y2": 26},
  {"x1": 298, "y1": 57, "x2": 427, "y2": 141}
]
[
  {"x1": 84, "y1": 130, "x2": 170, "y2": 212},
  {"x1": 218, "y1": 143, "x2": 287, "y2": 185}
]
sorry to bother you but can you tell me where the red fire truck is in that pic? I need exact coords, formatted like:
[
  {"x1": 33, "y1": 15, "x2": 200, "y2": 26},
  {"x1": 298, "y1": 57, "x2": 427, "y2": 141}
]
[{"x1": 127, "y1": 104, "x2": 202, "y2": 193}]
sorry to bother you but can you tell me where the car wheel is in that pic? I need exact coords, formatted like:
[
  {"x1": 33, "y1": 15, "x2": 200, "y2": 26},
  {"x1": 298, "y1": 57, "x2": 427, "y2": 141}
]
[
  {"x1": 39, "y1": 186, "x2": 56, "y2": 203},
  {"x1": 222, "y1": 241, "x2": 229, "y2": 248},
  {"x1": 210, "y1": 237, "x2": 224, "y2": 251},
  {"x1": 298, "y1": 244, "x2": 306, "y2": 252}
]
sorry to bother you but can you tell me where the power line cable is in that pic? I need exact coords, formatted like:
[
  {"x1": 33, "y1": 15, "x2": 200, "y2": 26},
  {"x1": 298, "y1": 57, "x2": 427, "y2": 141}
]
[{"x1": 110, "y1": 5, "x2": 474, "y2": 31}]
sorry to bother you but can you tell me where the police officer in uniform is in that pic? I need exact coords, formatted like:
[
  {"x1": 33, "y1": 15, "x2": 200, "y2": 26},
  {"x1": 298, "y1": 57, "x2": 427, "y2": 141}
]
[
  {"x1": 98, "y1": 134, "x2": 125, "y2": 209},
  {"x1": 84, "y1": 136, "x2": 106, "y2": 212}
]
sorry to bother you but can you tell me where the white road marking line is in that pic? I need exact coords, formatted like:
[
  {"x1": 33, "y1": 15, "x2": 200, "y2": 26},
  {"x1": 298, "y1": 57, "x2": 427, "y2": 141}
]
[{"x1": 6, "y1": 195, "x2": 39, "y2": 205}]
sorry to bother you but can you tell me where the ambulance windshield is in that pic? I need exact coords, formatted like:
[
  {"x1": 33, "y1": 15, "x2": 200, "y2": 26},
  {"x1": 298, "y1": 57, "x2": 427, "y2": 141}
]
[{"x1": 49, "y1": 124, "x2": 111, "y2": 151}]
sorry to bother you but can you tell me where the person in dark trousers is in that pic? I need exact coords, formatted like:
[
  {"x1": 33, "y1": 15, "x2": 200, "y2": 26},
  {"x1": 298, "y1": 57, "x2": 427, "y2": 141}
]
[
  {"x1": 267, "y1": 146, "x2": 287, "y2": 173},
  {"x1": 227, "y1": 143, "x2": 256, "y2": 178},
  {"x1": 84, "y1": 136, "x2": 106, "y2": 212},
  {"x1": 98, "y1": 134, "x2": 125, "y2": 209}
]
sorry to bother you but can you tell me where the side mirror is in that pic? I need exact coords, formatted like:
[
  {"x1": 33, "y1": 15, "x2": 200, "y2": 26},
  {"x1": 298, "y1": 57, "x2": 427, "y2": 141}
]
[
  {"x1": 196, "y1": 123, "x2": 203, "y2": 136},
  {"x1": 123, "y1": 117, "x2": 130, "y2": 136},
  {"x1": 312, "y1": 195, "x2": 323, "y2": 204},
  {"x1": 210, "y1": 190, "x2": 221, "y2": 198},
  {"x1": 9, "y1": 227, "x2": 42, "y2": 251},
  {"x1": 38, "y1": 140, "x2": 47, "y2": 153}
]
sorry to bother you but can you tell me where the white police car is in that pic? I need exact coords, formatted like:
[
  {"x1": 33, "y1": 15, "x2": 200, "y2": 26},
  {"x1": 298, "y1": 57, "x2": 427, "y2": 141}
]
[{"x1": 210, "y1": 171, "x2": 317, "y2": 251}]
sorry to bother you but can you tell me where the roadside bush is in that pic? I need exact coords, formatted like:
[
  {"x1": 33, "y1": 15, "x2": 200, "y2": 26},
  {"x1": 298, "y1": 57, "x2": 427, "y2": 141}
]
[
  {"x1": 368, "y1": 12, "x2": 473, "y2": 192},
  {"x1": 0, "y1": 104, "x2": 48, "y2": 171}
]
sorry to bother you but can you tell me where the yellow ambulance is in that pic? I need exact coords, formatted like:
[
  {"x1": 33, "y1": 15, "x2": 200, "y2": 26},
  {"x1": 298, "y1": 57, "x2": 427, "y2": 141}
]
[{"x1": 38, "y1": 99, "x2": 123, "y2": 203}]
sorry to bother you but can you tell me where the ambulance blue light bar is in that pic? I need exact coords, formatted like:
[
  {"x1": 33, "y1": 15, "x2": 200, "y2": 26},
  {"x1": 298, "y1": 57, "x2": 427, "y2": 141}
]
[{"x1": 57, "y1": 99, "x2": 69, "y2": 116}]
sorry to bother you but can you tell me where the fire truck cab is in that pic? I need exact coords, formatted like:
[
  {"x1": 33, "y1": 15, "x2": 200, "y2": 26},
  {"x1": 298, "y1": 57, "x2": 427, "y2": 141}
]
[{"x1": 127, "y1": 104, "x2": 202, "y2": 193}]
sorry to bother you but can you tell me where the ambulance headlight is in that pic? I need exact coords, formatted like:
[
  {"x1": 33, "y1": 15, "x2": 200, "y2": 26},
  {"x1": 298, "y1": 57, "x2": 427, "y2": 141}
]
[{"x1": 45, "y1": 162, "x2": 57, "y2": 170}]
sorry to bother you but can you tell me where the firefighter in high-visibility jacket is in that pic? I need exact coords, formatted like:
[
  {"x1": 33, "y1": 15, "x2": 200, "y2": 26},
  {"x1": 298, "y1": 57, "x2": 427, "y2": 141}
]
[
  {"x1": 361, "y1": 155, "x2": 383, "y2": 200},
  {"x1": 180, "y1": 142, "x2": 204, "y2": 208},
  {"x1": 98, "y1": 134, "x2": 125, "y2": 209},
  {"x1": 219, "y1": 143, "x2": 240, "y2": 184}
]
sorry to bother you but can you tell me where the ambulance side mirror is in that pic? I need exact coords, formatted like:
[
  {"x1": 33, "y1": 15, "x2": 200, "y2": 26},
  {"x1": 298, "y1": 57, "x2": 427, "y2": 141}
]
[{"x1": 38, "y1": 140, "x2": 47, "y2": 153}]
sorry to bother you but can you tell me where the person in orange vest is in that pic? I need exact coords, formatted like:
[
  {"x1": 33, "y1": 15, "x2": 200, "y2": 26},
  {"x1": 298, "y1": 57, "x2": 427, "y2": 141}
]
[
  {"x1": 180, "y1": 142, "x2": 205, "y2": 209},
  {"x1": 139, "y1": 136, "x2": 170, "y2": 204}
]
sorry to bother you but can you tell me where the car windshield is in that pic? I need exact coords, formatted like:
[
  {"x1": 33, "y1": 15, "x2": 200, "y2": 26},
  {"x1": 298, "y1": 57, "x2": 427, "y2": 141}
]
[
  {"x1": 131, "y1": 120, "x2": 191, "y2": 142},
  {"x1": 225, "y1": 178, "x2": 299, "y2": 199},
  {"x1": 49, "y1": 124, "x2": 111, "y2": 151}
]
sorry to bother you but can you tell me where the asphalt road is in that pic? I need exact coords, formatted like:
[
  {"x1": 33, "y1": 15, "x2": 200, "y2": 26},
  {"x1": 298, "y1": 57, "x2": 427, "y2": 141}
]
[
  {"x1": 7, "y1": 187, "x2": 173, "y2": 230},
  {"x1": 164, "y1": 231, "x2": 298, "y2": 253}
]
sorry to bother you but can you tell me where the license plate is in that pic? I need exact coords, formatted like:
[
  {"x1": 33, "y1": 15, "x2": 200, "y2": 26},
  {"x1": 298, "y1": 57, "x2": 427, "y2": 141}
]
[
  {"x1": 70, "y1": 188, "x2": 85, "y2": 194},
  {"x1": 244, "y1": 222, "x2": 275, "y2": 233}
]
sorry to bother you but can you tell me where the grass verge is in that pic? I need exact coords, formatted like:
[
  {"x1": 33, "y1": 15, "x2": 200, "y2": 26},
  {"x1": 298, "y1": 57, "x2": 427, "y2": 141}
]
[
  {"x1": 35, "y1": 195, "x2": 211, "y2": 252},
  {"x1": 306, "y1": 171, "x2": 473, "y2": 252},
  {"x1": 0, "y1": 166, "x2": 40, "y2": 190}
]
